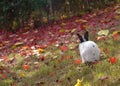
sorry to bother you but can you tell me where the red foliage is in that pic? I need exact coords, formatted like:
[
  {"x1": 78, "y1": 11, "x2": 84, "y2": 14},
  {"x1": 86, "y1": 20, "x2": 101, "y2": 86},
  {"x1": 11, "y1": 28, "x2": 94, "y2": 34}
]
[
  {"x1": 60, "y1": 46, "x2": 67, "y2": 51},
  {"x1": 40, "y1": 56, "x2": 45, "y2": 61},
  {"x1": 113, "y1": 33, "x2": 119, "y2": 40},
  {"x1": 1, "y1": 74, "x2": 7, "y2": 79},
  {"x1": 74, "y1": 59, "x2": 81, "y2": 65},
  {"x1": 109, "y1": 57, "x2": 117, "y2": 64},
  {"x1": 22, "y1": 64, "x2": 29, "y2": 70},
  {"x1": 66, "y1": 55, "x2": 71, "y2": 60},
  {"x1": 2, "y1": 55, "x2": 7, "y2": 61},
  {"x1": 49, "y1": 72, "x2": 54, "y2": 77}
]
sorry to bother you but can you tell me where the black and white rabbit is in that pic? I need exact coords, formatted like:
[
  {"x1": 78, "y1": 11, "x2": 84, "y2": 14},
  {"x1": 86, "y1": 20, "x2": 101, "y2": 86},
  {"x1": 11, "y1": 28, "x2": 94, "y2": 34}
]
[{"x1": 77, "y1": 31, "x2": 100, "y2": 63}]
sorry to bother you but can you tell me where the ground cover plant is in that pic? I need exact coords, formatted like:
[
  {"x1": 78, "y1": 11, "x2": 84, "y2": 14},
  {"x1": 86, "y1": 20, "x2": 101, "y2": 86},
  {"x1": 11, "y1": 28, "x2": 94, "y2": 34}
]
[{"x1": 0, "y1": 3, "x2": 120, "y2": 86}]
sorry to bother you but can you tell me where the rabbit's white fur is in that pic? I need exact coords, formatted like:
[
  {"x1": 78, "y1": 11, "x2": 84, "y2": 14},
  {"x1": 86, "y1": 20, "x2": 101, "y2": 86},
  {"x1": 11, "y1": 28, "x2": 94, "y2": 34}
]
[{"x1": 79, "y1": 41, "x2": 100, "y2": 63}]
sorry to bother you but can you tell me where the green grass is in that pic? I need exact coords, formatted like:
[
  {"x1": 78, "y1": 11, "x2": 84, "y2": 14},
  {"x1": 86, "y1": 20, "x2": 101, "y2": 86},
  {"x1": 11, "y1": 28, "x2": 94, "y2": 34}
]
[{"x1": 1, "y1": 29, "x2": 120, "y2": 86}]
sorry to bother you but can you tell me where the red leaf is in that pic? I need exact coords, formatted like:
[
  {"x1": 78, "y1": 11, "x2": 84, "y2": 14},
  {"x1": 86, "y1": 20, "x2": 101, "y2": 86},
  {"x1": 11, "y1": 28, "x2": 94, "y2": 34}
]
[
  {"x1": 66, "y1": 55, "x2": 71, "y2": 60},
  {"x1": 40, "y1": 56, "x2": 45, "y2": 61},
  {"x1": 109, "y1": 57, "x2": 117, "y2": 64},
  {"x1": 104, "y1": 49, "x2": 109, "y2": 54},
  {"x1": 60, "y1": 46, "x2": 67, "y2": 51},
  {"x1": 49, "y1": 72, "x2": 54, "y2": 77},
  {"x1": 20, "y1": 51, "x2": 26, "y2": 56},
  {"x1": 74, "y1": 59, "x2": 81, "y2": 65},
  {"x1": 22, "y1": 65, "x2": 29, "y2": 70},
  {"x1": 2, "y1": 55, "x2": 7, "y2": 61},
  {"x1": 39, "y1": 45, "x2": 47, "y2": 49},
  {"x1": 1, "y1": 74, "x2": 7, "y2": 79},
  {"x1": 113, "y1": 33, "x2": 119, "y2": 40},
  {"x1": 58, "y1": 57, "x2": 64, "y2": 62},
  {"x1": 0, "y1": 71, "x2": 2, "y2": 74}
]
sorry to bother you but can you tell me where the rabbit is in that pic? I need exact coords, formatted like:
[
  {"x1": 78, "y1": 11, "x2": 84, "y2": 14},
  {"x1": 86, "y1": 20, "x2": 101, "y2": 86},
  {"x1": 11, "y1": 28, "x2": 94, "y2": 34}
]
[{"x1": 77, "y1": 31, "x2": 100, "y2": 63}]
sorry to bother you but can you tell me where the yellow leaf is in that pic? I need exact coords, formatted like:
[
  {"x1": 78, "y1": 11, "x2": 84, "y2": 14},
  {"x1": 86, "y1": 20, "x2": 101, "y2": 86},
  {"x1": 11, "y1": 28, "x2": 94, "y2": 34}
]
[
  {"x1": 71, "y1": 29, "x2": 76, "y2": 33},
  {"x1": 23, "y1": 31, "x2": 29, "y2": 34},
  {"x1": 14, "y1": 42, "x2": 24, "y2": 46},
  {"x1": 59, "y1": 29, "x2": 65, "y2": 33},
  {"x1": 113, "y1": 30, "x2": 120, "y2": 35},
  {"x1": 74, "y1": 78, "x2": 83, "y2": 86},
  {"x1": 42, "y1": 17, "x2": 48, "y2": 23},
  {"x1": 75, "y1": 19, "x2": 81, "y2": 23},
  {"x1": 19, "y1": 73, "x2": 26, "y2": 77},
  {"x1": 65, "y1": 30, "x2": 70, "y2": 33},
  {"x1": 37, "y1": 48, "x2": 44, "y2": 53},
  {"x1": 22, "y1": 46, "x2": 28, "y2": 50},
  {"x1": 4, "y1": 41, "x2": 9, "y2": 44},
  {"x1": 114, "y1": 15, "x2": 119, "y2": 19},
  {"x1": 80, "y1": 19, "x2": 88, "y2": 23},
  {"x1": 61, "y1": 23, "x2": 66, "y2": 26},
  {"x1": 98, "y1": 30, "x2": 109, "y2": 36},
  {"x1": 11, "y1": 42, "x2": 24, "y2": 49},
  {"x1": 75, "y1": 19, "x2": 87, "y2": 23},
  {"x1": 61, "y1": 15, "x2": 67, "y2": 19},
  {"x1": 115, "y1": 9, "x2": 120, "y2": 14},
  {"x1": 0, "y1": 43, "x2": 3, "y2": 47}
]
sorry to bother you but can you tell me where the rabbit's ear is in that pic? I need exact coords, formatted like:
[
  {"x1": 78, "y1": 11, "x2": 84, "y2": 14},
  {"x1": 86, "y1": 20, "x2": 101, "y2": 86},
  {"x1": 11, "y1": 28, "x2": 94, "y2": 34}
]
[
  {"x1": 77, "y1": 34, "x2": 84, "y2": 43},
  {"x1": 84, "y1": 31, "x2": 89, "y2": 41}
]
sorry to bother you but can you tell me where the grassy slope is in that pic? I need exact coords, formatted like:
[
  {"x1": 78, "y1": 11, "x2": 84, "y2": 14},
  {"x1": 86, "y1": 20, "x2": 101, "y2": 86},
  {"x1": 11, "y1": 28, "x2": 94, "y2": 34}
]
[{"x1": 1, "y1": 5, "x2": 120, "y2": 86}]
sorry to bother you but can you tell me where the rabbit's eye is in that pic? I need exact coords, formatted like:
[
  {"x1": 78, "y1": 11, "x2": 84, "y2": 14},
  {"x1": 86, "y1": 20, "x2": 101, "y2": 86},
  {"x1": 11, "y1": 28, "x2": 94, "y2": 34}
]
[{"x1": 92, "y1": 45, "x2": 95, "y2": 47}]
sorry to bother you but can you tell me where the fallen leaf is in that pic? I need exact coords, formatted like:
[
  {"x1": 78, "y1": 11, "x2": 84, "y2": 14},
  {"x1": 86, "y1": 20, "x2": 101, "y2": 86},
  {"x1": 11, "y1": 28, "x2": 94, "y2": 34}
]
[
  {"x1": 98, "y1": 30, "x2": 109, "y2": 36},
  {"x1": 49, "y1": 72, "x2": 54, "y2": 77},
  {"x1": 0, "y1": 66, "x2": 5, "y2": 70},
  {"x1": 20, "y1": 51, "x2": 27, "y2": 56},
  {"x1": 22, "y1": 46, "x2": 29, "y2": 50},
  {"x1": 11, "y1": 42, "x2": 24, "y2": 49},
  {"x1": 40, "y1": 56, "x2": 45, "y2": 61},
  {"x1": 115, "y1": 8, "x2": 120, "y2": 14},
  {"x1": 112, "y1": 31, "x2": 120, "y2": 40},
  {"x1": 109, "y1": 57, "x2": 117, "y2": 64},
  {"x1": 42, "y1": 17, "x2": 48, "y2": 23},
  {"x1": 37, "y1": 48, "x2": 45, "y2": 53},
  {"x1": 71, "y1": 29, "x2": 76, "y2": 33},
  {"x1": 59, "y1": 29, "x2": 65, "y2": 33},
  {"x1": 74, "y1": 78, "x2": 83, "y2": 86},
  {"x1": 4, "y1": 41, "x2": 9, "y2": 44},
  {"x1": 19, "y1": 73, "x2": 26, "y2": 77},
  {"x1": 66, "y1": 55, "x2": 71, "y2": 60},
  {"x1": 22, "y1": 65, "x2": 29, "y2": 70},
  {"x1": 104, "y1": 49, "x2": 109, "y2": 54},
  {"x1": 1, "y1": 74, "x2": 7, "y2": 79},
  {"x1": 60, "y1": 46, "x2": 67, "y2": 51},
  {"x1": 61, "y1": 23, "x2": 66, "y2": 26},
  {"x1": 74, "y1": 59, "x2": 81, "y2": 65},
  {"x1": 39, "y1": 45, "x2": 47, "y2": 49},
  {"x1": 97, "y1": 36, "x2": 106, "y2": 40},
  {"x1": 2, "y1": 55, "x2": 7, "y2": 61}
]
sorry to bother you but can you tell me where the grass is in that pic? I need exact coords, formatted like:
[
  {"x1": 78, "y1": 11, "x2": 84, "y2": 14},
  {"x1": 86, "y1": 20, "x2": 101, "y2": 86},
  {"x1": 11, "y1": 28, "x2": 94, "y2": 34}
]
[
  {"x1": 1, "y1": 10, "x2": 120, "y2": 85},
  {"x1": 1, "y1": 32, "x2": 120, "y2": 86}
]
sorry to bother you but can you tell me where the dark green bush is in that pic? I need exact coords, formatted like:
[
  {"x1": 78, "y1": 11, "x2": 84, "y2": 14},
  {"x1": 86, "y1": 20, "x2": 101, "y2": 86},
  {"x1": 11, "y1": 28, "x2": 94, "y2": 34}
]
[{"x1": 0, "y1": 0, "x2": 117, "y2": 31}]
